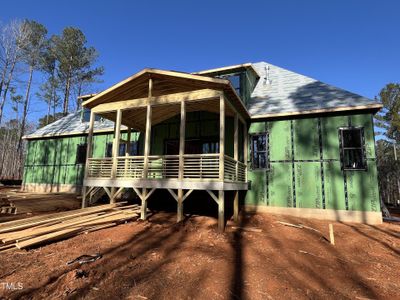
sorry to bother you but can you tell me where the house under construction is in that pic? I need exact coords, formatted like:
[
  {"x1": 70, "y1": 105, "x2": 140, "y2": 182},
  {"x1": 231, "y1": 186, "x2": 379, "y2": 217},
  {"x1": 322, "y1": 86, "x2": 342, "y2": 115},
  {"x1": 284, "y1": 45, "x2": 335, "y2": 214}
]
[{"x1": 22, "y1": 62, "x2": 383, "y2": 230}]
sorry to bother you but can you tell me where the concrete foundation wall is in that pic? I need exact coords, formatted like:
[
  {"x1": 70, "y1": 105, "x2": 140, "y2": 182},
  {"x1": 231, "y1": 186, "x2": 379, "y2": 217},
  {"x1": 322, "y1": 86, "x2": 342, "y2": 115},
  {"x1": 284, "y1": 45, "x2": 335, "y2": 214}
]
[
  {"x1": 244, "y1": 205, "x2": 382, "y2": 225},
  {"x1": 22, "y1": 183, "x2": 81, "y2": 193}
]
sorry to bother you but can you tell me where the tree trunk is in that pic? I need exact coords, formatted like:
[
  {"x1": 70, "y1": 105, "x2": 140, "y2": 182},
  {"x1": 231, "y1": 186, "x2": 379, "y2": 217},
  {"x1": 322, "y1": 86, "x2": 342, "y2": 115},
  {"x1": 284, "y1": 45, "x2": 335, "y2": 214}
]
[
  {"x1": 63, "y1": 75, "x2": 71, "y2": 116},
  {"x1": 17, "y1": 65, "x2": 33, "y2": 177},
  {"x1": 0, "y1": 59, "x2": 16, "y2": 124}
]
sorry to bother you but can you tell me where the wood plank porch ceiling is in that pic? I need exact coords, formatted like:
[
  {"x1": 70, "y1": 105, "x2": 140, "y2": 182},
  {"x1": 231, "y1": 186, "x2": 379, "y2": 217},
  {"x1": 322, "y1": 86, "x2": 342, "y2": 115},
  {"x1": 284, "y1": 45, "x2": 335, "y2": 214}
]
[{"x1": 82, "y1": 68, "x2": 249, "y2": 131}]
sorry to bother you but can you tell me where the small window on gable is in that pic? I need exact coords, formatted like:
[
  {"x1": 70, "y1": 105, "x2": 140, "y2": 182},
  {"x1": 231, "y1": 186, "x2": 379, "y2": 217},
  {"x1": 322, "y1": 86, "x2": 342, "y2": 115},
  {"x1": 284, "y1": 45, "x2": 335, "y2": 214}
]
[
  {"x1": 105, "y1": 141, "x2": 139, "y2": 157},
  {"x1": 76, "y1": 143, "x2": 87, "y2": 164},
  {"x1": 339, "y1": 128, "x2": 366, "y2": 170},
  {"x1": 251, "y1": 133, "x2": 268, "y2": 170},
  {"x1": 82, "y1": 108, "x2": 101, "y2": 122},
  {"x1": 216, "y1": 73, "x2": 242, "y2": 96}
]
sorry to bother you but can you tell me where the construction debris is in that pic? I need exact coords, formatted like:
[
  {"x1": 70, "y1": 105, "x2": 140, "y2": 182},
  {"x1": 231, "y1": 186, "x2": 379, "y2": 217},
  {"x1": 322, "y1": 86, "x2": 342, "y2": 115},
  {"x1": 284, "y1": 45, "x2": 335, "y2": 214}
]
[
  {"x1": 277, "y1": 221, "x2": 329, "y2": 242},
  {"x1": 231, "y1": 226, "x2": 262, "y2": 233},
  {"x1": 0, "y1": 203, "x2": 144, "y2": 251},
  {"x1": 329, "y1": 223, "x2": 335, "y2": 245},
  {"x1": 67, "y1": 253, "x2": 102, "y2": 265}
]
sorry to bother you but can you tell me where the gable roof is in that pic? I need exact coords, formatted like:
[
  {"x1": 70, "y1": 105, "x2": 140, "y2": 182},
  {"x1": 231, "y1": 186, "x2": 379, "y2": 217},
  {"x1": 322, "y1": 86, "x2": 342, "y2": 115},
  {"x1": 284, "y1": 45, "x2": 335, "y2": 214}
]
[{"x1": 247, "y1": 62, "x2": 381, "y2": 118}]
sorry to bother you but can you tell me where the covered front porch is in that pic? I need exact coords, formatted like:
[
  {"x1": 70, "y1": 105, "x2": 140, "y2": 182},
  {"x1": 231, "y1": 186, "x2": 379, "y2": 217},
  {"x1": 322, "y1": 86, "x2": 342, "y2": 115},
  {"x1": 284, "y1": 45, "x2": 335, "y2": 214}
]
[{"x1": 81, "y1": 69, "x2": 250, "y2": 231}]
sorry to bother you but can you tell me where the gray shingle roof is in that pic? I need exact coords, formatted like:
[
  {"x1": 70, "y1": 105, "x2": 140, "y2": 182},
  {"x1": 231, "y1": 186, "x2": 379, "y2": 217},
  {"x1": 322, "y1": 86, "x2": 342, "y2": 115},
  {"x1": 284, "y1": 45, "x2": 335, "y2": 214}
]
[
  {"x1": 24, "y1": 111, "x2": 120, "y2": 139},
  {"x1": 248, "y1": 61, "x2": 380, "y2": 117}
]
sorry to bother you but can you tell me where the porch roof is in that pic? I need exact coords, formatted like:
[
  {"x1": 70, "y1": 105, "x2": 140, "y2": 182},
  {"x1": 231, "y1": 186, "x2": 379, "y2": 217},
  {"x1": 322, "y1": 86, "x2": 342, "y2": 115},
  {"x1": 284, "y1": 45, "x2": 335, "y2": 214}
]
[{"x1": 82, "y1": 68, "x2": 249, "y2": 121}]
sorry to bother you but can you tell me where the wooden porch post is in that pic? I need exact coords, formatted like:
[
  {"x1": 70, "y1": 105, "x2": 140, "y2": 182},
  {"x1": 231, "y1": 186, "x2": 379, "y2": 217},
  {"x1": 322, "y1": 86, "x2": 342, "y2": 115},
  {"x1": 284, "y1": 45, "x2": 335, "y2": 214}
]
[
  {"x1": 218, "y1": 190, "x2": 225, "y2": 232},
  {"x1": 243, "y1": 121, "x2": 248, "y2": 182},
  {"x1": 141, "y1": 78, "x2": 153, "y2": 220},
  {"x1": 218, "y1": 95, "x2": 225, "y2": 231},
  {"x1": 81, "y1": 110, "x2": 95, "y2": 208},
  {"x1": 234, "y1": 113, "x2": 239, "y2": 222},
  {"x1": 177, "y1": 100, "x2": 186, "y2": 222},
  {"x1": 143, "y1": 78, "x2": 153, "y2": 179},
  {"x1": 110, "y1": 109, "x2": 122, "y2": 203},
  {"x1": 219, "y1": 95, "x2": 225, "y2": 181},
  {"x1": 126, "y1": 127, "x2": 131, "y2": 156}
]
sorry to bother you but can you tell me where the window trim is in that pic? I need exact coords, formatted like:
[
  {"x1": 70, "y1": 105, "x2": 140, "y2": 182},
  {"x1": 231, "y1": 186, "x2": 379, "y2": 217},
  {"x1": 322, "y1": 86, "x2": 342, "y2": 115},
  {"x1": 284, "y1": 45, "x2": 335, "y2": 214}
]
[
  {"x1": 339, "y1": 126, "x2": 367, "y2": 171},
  {"x1": 250, "y1": 132, "x2": 269, "y2": 171}
]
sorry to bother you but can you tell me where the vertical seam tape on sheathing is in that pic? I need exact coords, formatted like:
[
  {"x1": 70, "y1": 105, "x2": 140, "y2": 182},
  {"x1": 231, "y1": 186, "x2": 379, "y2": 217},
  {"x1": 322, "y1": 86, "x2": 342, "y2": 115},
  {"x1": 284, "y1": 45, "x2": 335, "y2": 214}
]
[
  {"x1": 340, "y1": 122, "x2": 349, "y2": 211},
  {"x1": 318, "y1": 118, "x2": 326, "y2": 209},
  {"x1": 291, "y1": 120, "x2": 296, "y2": 208}
]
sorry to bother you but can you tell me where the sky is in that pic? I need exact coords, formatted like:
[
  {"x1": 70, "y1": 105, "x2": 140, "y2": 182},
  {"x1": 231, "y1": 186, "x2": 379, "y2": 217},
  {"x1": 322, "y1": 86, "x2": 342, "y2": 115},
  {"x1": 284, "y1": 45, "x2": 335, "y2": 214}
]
[{"x1": 1, "y1": 0, "x2": 399, "y2": 126}]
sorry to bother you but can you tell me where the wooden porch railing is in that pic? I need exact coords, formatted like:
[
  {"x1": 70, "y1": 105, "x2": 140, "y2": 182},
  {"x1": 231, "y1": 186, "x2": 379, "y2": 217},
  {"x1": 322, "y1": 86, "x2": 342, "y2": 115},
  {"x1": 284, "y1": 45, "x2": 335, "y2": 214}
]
[{"x1": 86, "y1": 154, "x2": 246, "y2": 182}]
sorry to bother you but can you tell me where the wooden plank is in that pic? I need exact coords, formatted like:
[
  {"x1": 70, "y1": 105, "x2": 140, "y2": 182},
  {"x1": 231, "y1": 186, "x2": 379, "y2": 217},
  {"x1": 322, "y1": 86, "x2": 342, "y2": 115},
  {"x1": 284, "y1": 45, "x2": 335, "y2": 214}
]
[
  {"x1": 140, "y1": 189, "x2": 148, "y2": 220},
  {"x1": 143, "y1": 78, "x2": 153, "y2": 179},
  {"x1": 91, "y1": 89, "x2": 222, "y2": 113},
  {"x1": 177, "y1": 189, "x2": 183, "y2": 222},
  {"x1": 182, "y1": 189, "x2": 193, "y2": 202},
  {"x1": 82, "y1": 110, "x2": 96, "y2": 208},
  {"x1": 167, "y1": 189, "x2": 178, "y2": 201},
  {"x1": 233, "y1": 190, "x2": 239, "y2": 222},
  {"x1": 206, "y1": 190, "x2": 219, "y2": 204},
  {"x1": 243, "y1": 121, "x2": 248, "y2": 182},
  {"x1": 218, "y1": 190, "x2": 225, "y2": 232},
  {"x1": 219, "y1": 95, "x2": 225, "y2": 180},
  {"x1": 0, "y1": 204, "x2": 123, "y2": 234},
  {"x1": 1, "y1": 211, "x2": 125, "y2": 242},
  {"x1": 16, "y1": 227, "x2": 83, "y2": 249},
  {"x1": 179, "y1": 100, "x2": 186, "y2": 180}
]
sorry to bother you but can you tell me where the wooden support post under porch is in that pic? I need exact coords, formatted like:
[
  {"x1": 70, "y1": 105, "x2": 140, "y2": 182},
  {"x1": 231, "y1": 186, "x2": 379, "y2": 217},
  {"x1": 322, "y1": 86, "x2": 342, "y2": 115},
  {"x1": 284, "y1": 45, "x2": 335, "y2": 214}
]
[{"x1": 81, "y1": 109, "x2": 95, "y2": 208}]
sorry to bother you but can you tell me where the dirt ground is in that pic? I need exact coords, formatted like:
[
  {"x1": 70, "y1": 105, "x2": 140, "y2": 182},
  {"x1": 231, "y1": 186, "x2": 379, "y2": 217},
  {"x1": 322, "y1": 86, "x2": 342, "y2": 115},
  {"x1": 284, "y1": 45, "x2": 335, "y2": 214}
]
[{"x1": 0, "y1": 208, "x2": 399, "y2": 300}]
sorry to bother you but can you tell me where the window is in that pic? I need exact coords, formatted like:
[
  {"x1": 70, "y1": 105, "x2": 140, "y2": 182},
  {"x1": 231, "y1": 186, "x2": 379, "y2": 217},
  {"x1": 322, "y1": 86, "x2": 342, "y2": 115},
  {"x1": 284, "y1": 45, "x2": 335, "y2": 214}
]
[
  {"x1": 216, "y1": 73, "x2": 242, "y2": 96},
  {"x1": 251, "y1": 133, "x2": 268, "y2": 170},
  {"x1": 76, "y1": 144, "x2": 87, "y2": 164},
  {"x1": 82, "y1": 108, "x2": 101, "y2": 122},
  {"x1": 105, "y1": 141, "x2": 139, "y2": 157},
  {"x1": 339, "y1": 128, "x2": 366, "y2": 170}
]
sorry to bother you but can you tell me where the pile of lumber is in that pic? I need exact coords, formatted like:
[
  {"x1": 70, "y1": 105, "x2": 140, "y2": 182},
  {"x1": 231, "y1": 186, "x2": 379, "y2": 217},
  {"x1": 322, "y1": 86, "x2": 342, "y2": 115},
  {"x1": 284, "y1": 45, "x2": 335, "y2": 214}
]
[{"x1": 0, "y1": 203, "x2": 142, "y2": 251}]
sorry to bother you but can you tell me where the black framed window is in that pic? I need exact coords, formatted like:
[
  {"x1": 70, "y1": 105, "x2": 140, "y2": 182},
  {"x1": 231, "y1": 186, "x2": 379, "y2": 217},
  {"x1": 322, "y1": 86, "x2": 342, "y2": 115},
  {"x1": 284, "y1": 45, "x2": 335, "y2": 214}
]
[
  {"x1": 82, "y1": 108, "x2": 102, "y2": 122},
  {"x1": 105, "y1": 141, "x2": 139, "y2": 157},
  {"x1": 76, "y1": 143, "x2": 87, "y2": 164},
  {"x1": 216, "y1": 73, "x2": 242, "y2": 96},
  {"x1": 251, "y1": 133, "x2": 268, "y2": 170},
  {"x1": 339, "y1": 127, "x2": 366, "y2": 170}
]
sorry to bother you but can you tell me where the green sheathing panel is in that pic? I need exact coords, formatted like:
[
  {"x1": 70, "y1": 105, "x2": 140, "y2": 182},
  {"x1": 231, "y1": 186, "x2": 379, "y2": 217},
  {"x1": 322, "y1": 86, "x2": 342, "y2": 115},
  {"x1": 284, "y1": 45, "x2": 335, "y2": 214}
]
[
  {"x1": 295, "y1": 162, "x2": 322, "y2": 208},
  {"x1": 268, "y1": 163, "x2": 293, "y2": 207},
  {"x1": 244, "y1": 113, "x2": 380, "y2": 213},
  {"x1": 246, "y1": 170, "x2": 267, "y2": 205},
  {"x1": 293, "y1": 118, "x2": 319, "y2": 160},
  {"x1": 321, "y1": 116, "x2": 347, "y2": 160},
  {"x1": 25, "y1": 135, "x2": 87, "y2": 186},
  {"x1": 346, "y1": 161, "x2": 380, "y2": 212},
  {"x1": 351, "y1": 114, "x2": 375, "y2": 159},
  {"x1": 268, "y1": 120, "x2": 291, "y2": 161},
  {"x1": 324, "y1": 161, "x2": 346, "y2": 210}
]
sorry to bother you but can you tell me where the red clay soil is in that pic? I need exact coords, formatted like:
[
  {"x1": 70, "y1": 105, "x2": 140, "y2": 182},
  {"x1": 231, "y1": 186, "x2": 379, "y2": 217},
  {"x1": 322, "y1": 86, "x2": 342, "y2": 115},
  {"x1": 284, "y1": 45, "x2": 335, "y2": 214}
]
[{"x1": 0, "y1": 212, "x2": 399, "y2": 300}]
